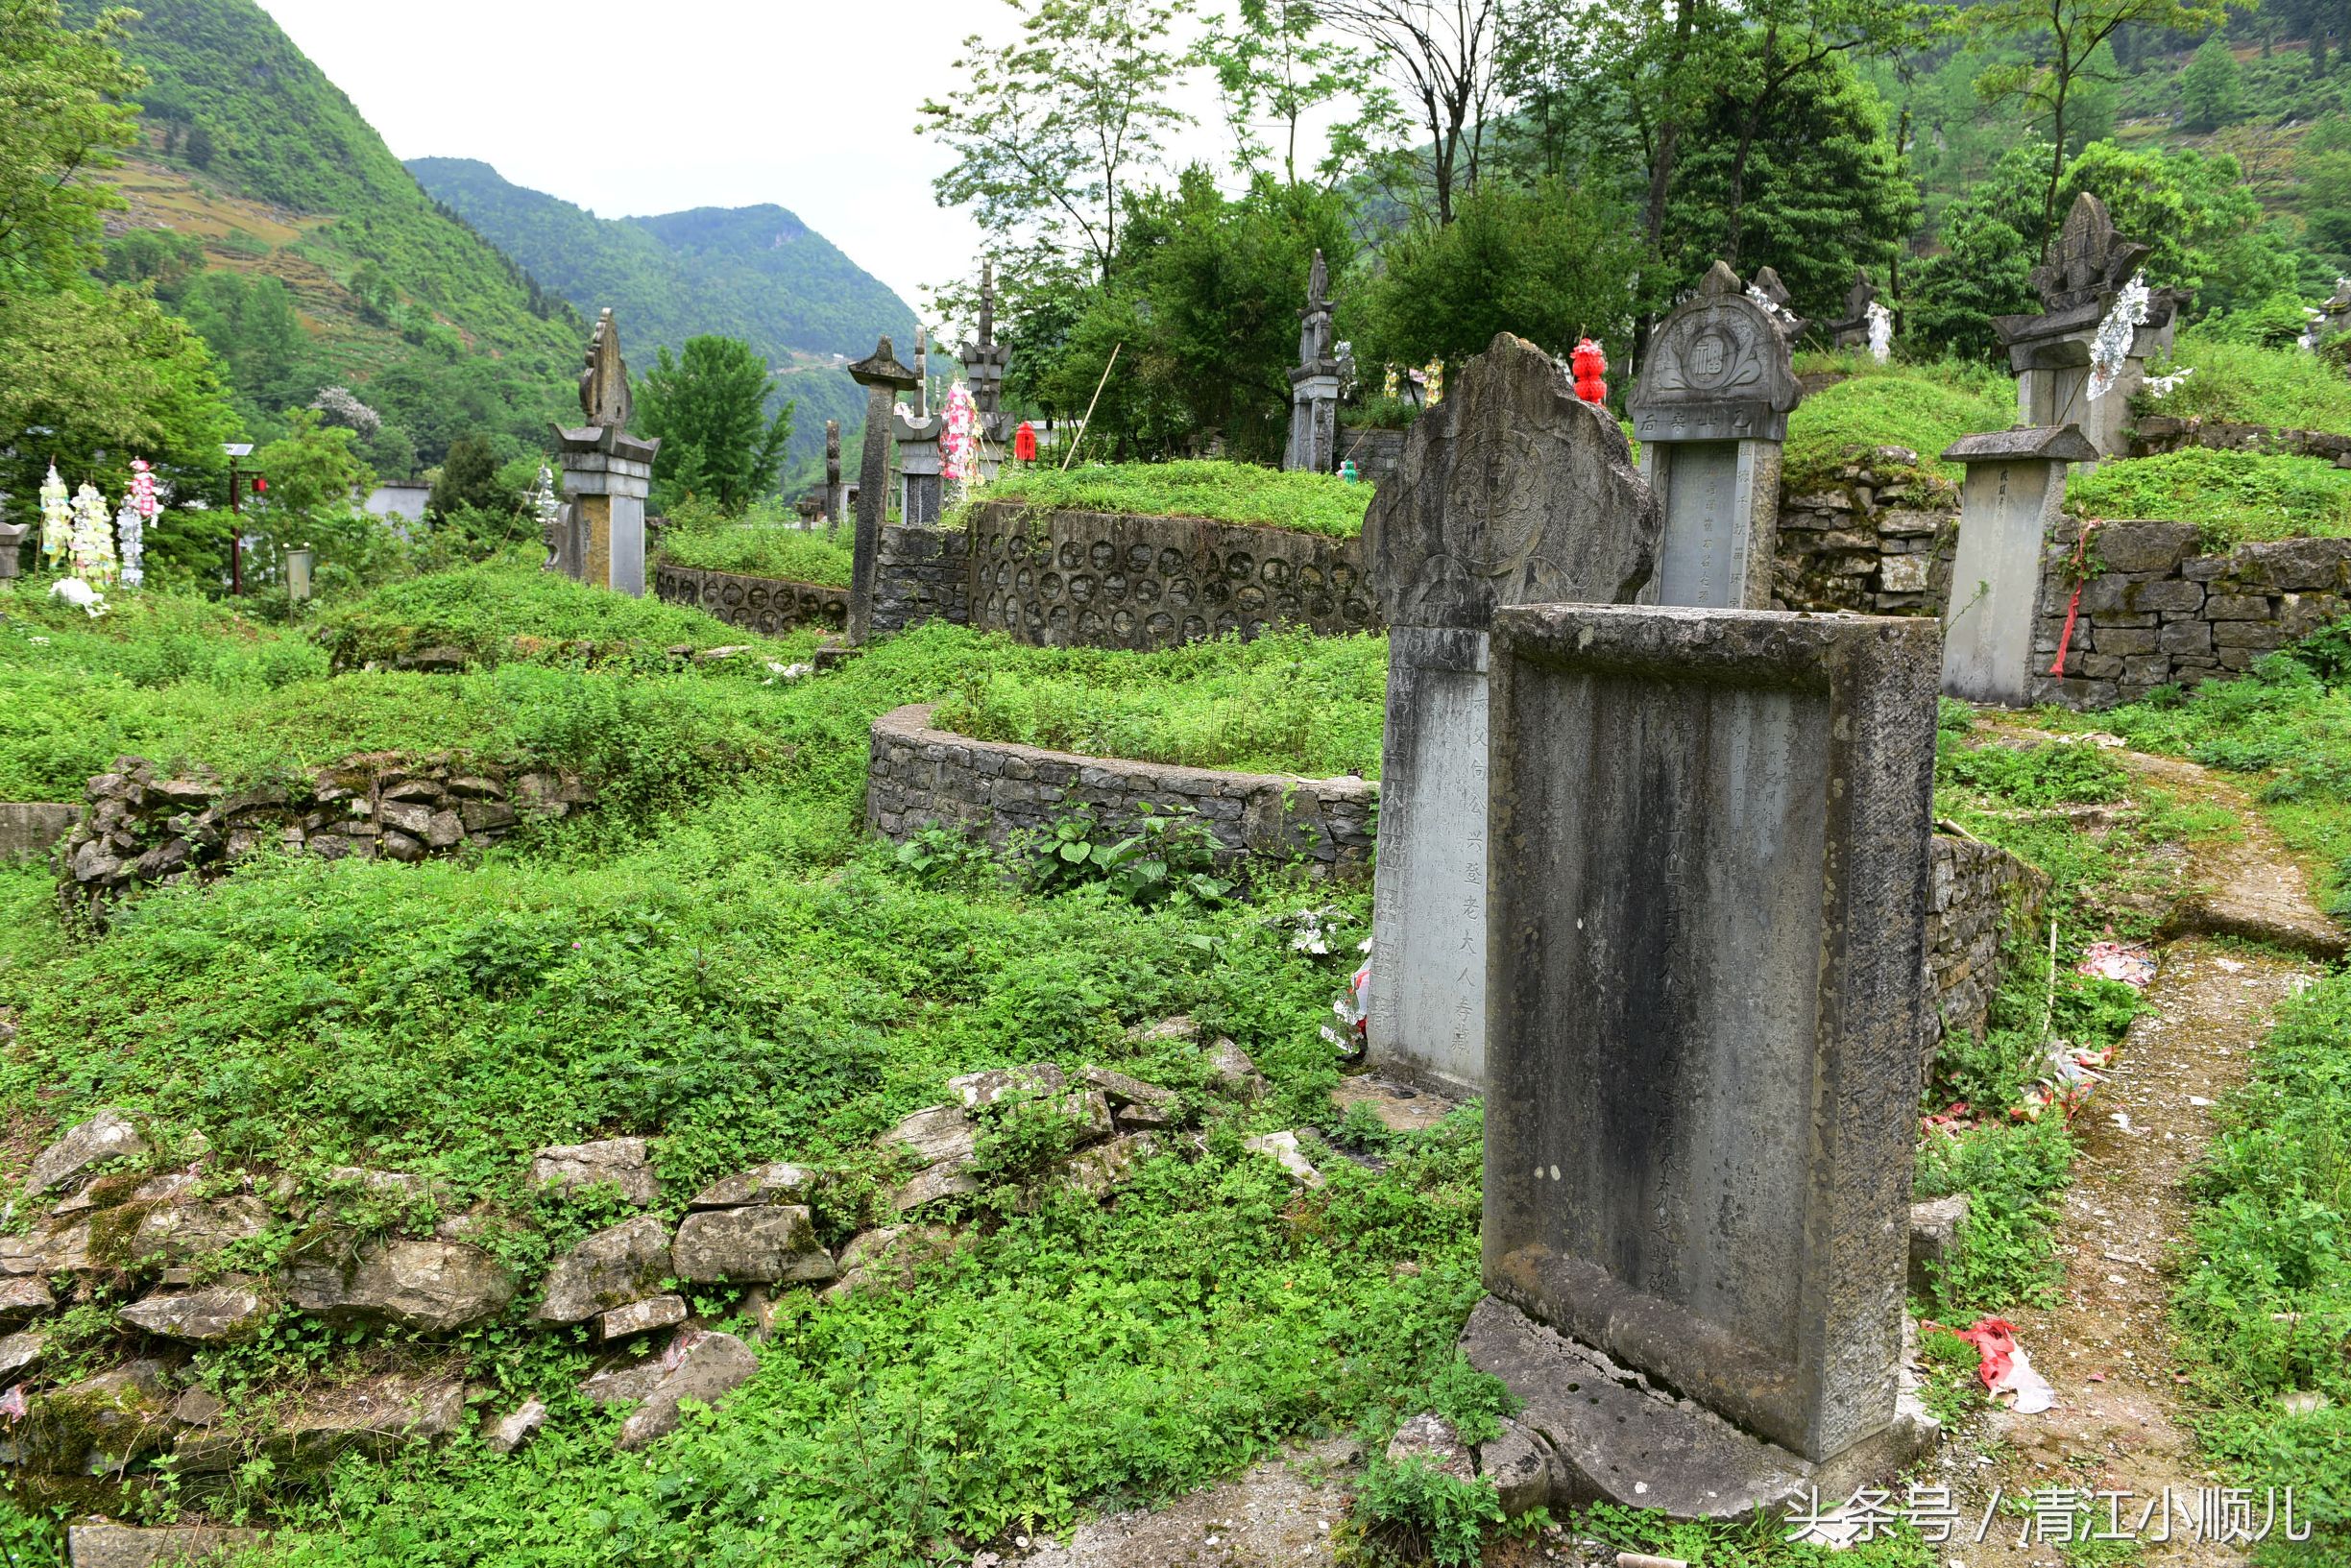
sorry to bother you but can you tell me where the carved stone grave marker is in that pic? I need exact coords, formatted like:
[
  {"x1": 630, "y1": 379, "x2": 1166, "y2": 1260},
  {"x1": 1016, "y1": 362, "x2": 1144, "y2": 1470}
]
[
  {"x1": 893, "y1": 329, "x2": 945, "y2": 527},
  {"x1": 1362, "y1": 331, "x2": 1660, "y2": 1092},
  {"x1": 846, "y1": 337, "x2": 920, "y2": 645},
  {"x1": 1939, "y1": 425, "x2": 2098, "y2": 706},
  {"x1": 550, "y1": 309, "x2": 660, "y2": 596},
  {"x1": 1286, "y1": 250, "x2": 1341, "y2": 474},
  {"x1": 1467, "y1": 604, "x2": 1942, "y2": 1517},
  {"x1": 1630, "y1": 262, "x2": 1801, "y2": 611}
]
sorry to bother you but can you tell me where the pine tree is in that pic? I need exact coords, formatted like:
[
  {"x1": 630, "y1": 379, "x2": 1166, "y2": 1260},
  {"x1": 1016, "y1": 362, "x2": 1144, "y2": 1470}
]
[{"x1": 2180, "y1": 35, "x2": 2245, "y2": 132}]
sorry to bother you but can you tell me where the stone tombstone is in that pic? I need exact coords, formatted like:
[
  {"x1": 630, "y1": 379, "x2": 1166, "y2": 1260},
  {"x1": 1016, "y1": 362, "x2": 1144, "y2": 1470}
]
[
  {"x1": 550, "y1": 309, "x2": 660, "y2": 595},
  {"x1": 846, "y1": 337, "x2": 920, "y2": 646},
  {"x1": 1285, "y1": 250, "x2": 1341, "y2": 473},
  {"x1": 1827, "y1": 267, "x2": 1878, "y2": 350},
  {"x1": 1363, "y1": 331, "x2": 1661, "y2": 1094},
  {"x1": 824, "y1": 421, "x2": 845, "y2": 533},
  {"x1": 893, "y1": 329, "x2": 946, "y2": 527},
  {"x1": 1470, "y1": 604, "x2": 1941, "y2": 1516},
  {"x1": 0, "y1": 519, "x2": 28, "y2": 580},
  {"x1": 958, "y1": 262, "x2": 1012, "y2": 474},
  {"x1": 1630, "y1": 261, "x2": 1802, "y2": 612},
  {"x1": 1993, "y1": 193, "x2": 2186, "y2": 460},
  {"x1": 1939, "y1": 425, "x2": 2098, "y2": 707}
]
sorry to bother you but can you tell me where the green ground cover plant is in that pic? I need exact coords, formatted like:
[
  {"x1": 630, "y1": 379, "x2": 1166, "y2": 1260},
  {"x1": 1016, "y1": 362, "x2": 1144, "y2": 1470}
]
[
  {"x1": 930, "y1": 628, "x2": 1388, "y2": 779},
  {"x1": 2142, "y1": 334, "x2": 2351, "y2": 434},
  {"x1": 1781, "y1": 361, "x2": 2016, "y2": 491},
  {"x1": 953, "y1": 460, "x2": 1374, "y2": 538},
  {"x1": 654, "y1": 498, "x2": 857, "y2": 586},
  {"x1": 2068, "y1": 449, "x2": 2351, "y2": 548}
]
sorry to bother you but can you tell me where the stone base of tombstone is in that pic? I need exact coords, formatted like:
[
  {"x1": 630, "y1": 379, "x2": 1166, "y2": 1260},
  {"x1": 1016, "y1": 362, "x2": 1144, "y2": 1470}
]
[{"x1": 1462, "y1": 1297, "x2": 1940, "y2": 1521}]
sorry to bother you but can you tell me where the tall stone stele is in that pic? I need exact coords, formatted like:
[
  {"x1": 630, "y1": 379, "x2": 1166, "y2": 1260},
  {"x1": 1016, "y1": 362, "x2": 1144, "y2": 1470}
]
[
  {"x1": 1363, "y1": 332, "x2": 1662, "y2": 1094},
  {"x1": 824, "y1": 421, "x2": 846, "y2": 534},
  {"x1": 1938, "y1": 424, "x2": 2100, "y2": 707},
  {"x1": 549, "y1": 309, "x2": 660, "y2": 595},
  {"x1": 1993, "y1": 192, "x2": 2187, "y2": 459},
  {"x1": 958, "y1": 263, "x2": 1012, "y2": 477},
  {"x1": 1285, "y1": 250, "x2": 1341, "y2": 474},
  {"x1": 892, "y1": 330, "x2": 946, "y2": 527},
  {"x1": 1467, "y1": 603, "x2": 1944, "y2": 1519},
  {"x1": 1630, "y1": 261, "x2": 1802, "y2": 611},
  {"x1": 1825, "y1": 267, "x2": 1878, "y2": 350},
  {"x1": 846, "y1": 337, "x2": 920, "y2": 646}
]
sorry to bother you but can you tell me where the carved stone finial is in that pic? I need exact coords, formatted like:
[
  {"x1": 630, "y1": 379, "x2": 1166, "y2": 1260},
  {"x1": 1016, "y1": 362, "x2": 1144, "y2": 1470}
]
[
  {"x1": 2029, "y1": 192, "x2": 2151, "y2": 315},
  {"x1": 847, "y1": 335, "x2": 920, "y2": 392},
  {"x1": 578, "y1": 308, "x2": 632, "y2": 430},
  {"x1": 1630, "y1": 272, "x2": 1804, "y2": 444},
  {"x1": 977, "y1": 261, "x2": 996, "y2": 349},
  {"x1": 1698, "y1": 260, "x2": 1742, "y2": 298},
  {"x1": 1308, "y1": 249, "x2": 1329, "y2": 311}
]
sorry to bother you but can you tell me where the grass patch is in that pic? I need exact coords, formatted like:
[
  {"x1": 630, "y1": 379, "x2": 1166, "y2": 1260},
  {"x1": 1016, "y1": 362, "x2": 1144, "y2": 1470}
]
[
  {"x1": 656, "y1": 522, "x2": 856, "y2": 587},
  {"x1": 2143, "y1": 332, "x2": 2351, "y2": 433},
  {"x1": 931, "y1": 628, "x2": 1388, "y2": 779},
  {"x1": 955, "y1": 460, "x2": 1374, "y2": 539},
  {"x1": 2172, "y1": 971, "x2": 2351, "y2": 1562},
  {"x1": 1781, "y1": 360, "x2": 2016, "y2": 490},
  {"x1": 2068, "y1": 448, "x2": 2351, "y2": 549}
]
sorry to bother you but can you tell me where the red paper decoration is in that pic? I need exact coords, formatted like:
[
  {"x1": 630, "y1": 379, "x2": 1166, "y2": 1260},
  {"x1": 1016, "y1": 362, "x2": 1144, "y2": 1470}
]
[
  {"x1": 1014, "y1": 421, "x2": 1038, "y2": 463},
  {"x1": 1570, "y1": 338, "x2": 1608, "y2": 404}
]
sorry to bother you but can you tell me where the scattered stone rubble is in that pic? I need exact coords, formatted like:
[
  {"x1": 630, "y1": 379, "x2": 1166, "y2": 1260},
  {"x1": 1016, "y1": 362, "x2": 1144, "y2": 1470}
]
[{"x1": 57, "y1": 754, "x2": 593, "y2": 912}]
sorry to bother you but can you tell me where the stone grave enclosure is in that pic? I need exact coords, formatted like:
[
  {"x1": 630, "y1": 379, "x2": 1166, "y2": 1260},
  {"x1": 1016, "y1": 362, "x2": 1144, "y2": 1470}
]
[{"x1": 651, "y1": 563, "x2": 848, "y2": 636}]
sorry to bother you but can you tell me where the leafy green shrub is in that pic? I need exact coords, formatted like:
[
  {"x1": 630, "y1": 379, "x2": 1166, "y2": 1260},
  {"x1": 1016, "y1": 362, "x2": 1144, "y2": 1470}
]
[
  {"x1": 1347, "y1": 1455, "x2": 1506, "y2": 1568},
  {"x1": 2068, "y1": 448, "x2": 2351, "y2": 548},
  {"x1": 1937, "y1": 736, "x2": 2130, "y2": 807},
  {"x1": 1028, "y1": 806, "x2": 1232, "y2": 908},
  {"x1": 1781, "y1": 363, "x2": 2015, "y2": 489},
  {"x1": 956, "y1": 460, "x2": 1374, "y2": 538}
]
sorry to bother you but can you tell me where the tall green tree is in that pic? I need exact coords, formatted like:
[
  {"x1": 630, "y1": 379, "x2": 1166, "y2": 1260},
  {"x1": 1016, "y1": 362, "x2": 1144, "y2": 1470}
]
[
  {"x1": 1319, "y1": 0, "x2": 1504, "y2": 224},
  {"x1": 2179, "y1": 33, "x2": 2246, "y2": 130},
  {"x1": 634, "y1": 336, "x2": 794, "y2": 514},
  {"x1": 1193, "y1": 0, "x2": 1380, "y2": 187},
  {"x1": 1358, "y1": 175, "x2": 1647, "y2": 371},
  {"x1": 922, "y1": 0, "x2": 1196, "y2": 285},
  {"x1": 0, "y1": 0, "x2": 141, "y2": 289},
  {"x1": 1967, "y1": 0, "x2": 2231, "y2": 229},
  {"x1": 426, "y1": 432, "x2": 508, "y2": 521}
]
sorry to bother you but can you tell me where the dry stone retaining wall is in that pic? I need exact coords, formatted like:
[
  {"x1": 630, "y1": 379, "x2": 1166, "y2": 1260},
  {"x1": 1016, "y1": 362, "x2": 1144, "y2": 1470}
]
[
  {"x1": 1773, "y1": 446, "x2": 1959, "y2": 615},
  {"x1": 2129, "y1": 413, "x2": 2351, "y2": 466},
  {"x1": 1927, "y1": 834, "x2": 2048, "y2": 1052},
  {"x1": 873, "y1": 523, "x2": 972, "y2": 635},
  {"x1": 963, "y1": 500, "x2": 1380, "y2": 650},
  {"x1": 652, "y1": 562, "x2": 849, "y2": 635},
  {"x1": 58, "y1": 754, "x2": 592, "y2": 910},
  {"x1": 866, "y1": 704, "x2": 1375, "y2": 876},
  {"x1": 2032, "y1": 521, "x2": 2351, "y2": 708}
]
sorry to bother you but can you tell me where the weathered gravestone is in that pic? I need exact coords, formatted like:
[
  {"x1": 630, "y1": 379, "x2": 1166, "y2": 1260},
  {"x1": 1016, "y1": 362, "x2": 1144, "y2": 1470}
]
[
  {"x1": 894, "y1": 330, "x2": 946, "y2": 527},
  {"x1": 824, "y1": 421, "x2": 846, "y2": 533},
  {"x1": 1285, "y1": 250, "x2": 1342, "y2": 474},
  {"x1": 1466, "y1": 603, "x2": 1942, "y2": 1518},
  {"x1": 1825, "y1": 268, "x2": 1878, "y2": 351},
  {"x1": 1993, "y1": 193, "x2": 2186, "y2": 460},
  {"x1": 846, "y1": 338, "x2": 920, "y2": 646},
  {"x1": 549, "y1": 310, "x2": 660, "y2": 595},
  {"x1": 1940, "y1": 426, "x2": 2099, "y2": 707},
  {"x1": 1363, "y1": 332, "x2": 1661, "y2": 1093},
  {"x1": 1630, "y1": 262, "x2": 1801, "y2": 612}
]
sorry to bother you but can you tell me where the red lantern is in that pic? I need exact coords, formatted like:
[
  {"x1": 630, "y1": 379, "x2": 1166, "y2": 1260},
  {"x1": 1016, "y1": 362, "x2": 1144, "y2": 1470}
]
[
  {"x1": 252, "y1": 475, "x2": 269, "y2": 495},
  {"x1": 1014, "y1": 421, "x2": 1038, "y2": 463},
  {"x1": 1570, "y1": 338, "x2": 1608, "y2": 405}
]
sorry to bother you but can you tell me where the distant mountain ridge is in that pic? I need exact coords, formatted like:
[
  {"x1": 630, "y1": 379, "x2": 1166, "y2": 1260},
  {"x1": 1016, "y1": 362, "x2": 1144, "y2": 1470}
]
[{"x1": 408, "y1": 158, "x2": 919, "y2": 475}]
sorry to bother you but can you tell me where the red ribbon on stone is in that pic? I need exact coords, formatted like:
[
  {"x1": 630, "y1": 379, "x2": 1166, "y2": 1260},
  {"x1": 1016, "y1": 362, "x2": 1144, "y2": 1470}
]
[{"x1": 2049, "y1": 519, "x2": 2101, "y2": 677}]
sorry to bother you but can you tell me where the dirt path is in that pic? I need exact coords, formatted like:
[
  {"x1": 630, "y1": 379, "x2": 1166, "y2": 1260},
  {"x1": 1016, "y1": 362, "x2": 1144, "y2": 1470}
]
[{"x1": 1937, "y1": 937, "x2": 2316, "y2": 1568}]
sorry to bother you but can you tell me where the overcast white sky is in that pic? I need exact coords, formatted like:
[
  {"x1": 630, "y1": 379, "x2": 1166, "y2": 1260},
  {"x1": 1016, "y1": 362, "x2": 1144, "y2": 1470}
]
[{"x1": 253, "y1": 0, "x2": 1278, "y2": 319}]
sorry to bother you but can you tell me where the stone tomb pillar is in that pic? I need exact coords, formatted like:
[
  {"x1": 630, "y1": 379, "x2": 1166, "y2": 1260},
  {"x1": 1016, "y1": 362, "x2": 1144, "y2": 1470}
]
[
  {"x1": 550, "y1": 308, "x2": 659, "y2": 596},
  {"x1": 894, "y1": 329, "x2": 945, "y2": 527},
  {"x1": 1938, "y1": 425, "x2": 2098, "y2": 708},
  {"x1": 1630, "y1": 262, "x2": 1801, "y2": 611},
  {"x1": 1286, "y1": 249, "x2": 1342, "y2": 474},
  {"x1": 1467, "y1": 604, "x2": 1942, "y2": 1517},
  {"x1": 824, "y1": 421, "x2": 846, "y2": 533},
  {"x1": 846, "y1": 336, "x2": 921, "y2": 646},
  {"x1": 1363, "y1": 332, "x2": 1661, "y2": 1094}
]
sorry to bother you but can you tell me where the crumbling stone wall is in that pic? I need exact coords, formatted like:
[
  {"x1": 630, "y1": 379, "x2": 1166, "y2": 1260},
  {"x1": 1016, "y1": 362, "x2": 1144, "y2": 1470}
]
[
  {"x1": 58, "y1": 754, "x2": 592, "y2": 910},
  {"x1": 2032, "y1": 522, "x2": 2351, "y2": 708},
  {"x1": 866, "y1": 704, "x2": 1374, "y2": 877},
  {"x1": 652, "y1": 563, "x2": 848, "y2": 635},
  {"x1": 1773, "y1": 446, "x2": 1959, "y2": 614},
  {"x1": 964, "y1": 500, "x2": 1380, "y2": 651},
  {"x1": 1927, "y1": 834, "x2": 2049, "y2": 1053}
]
